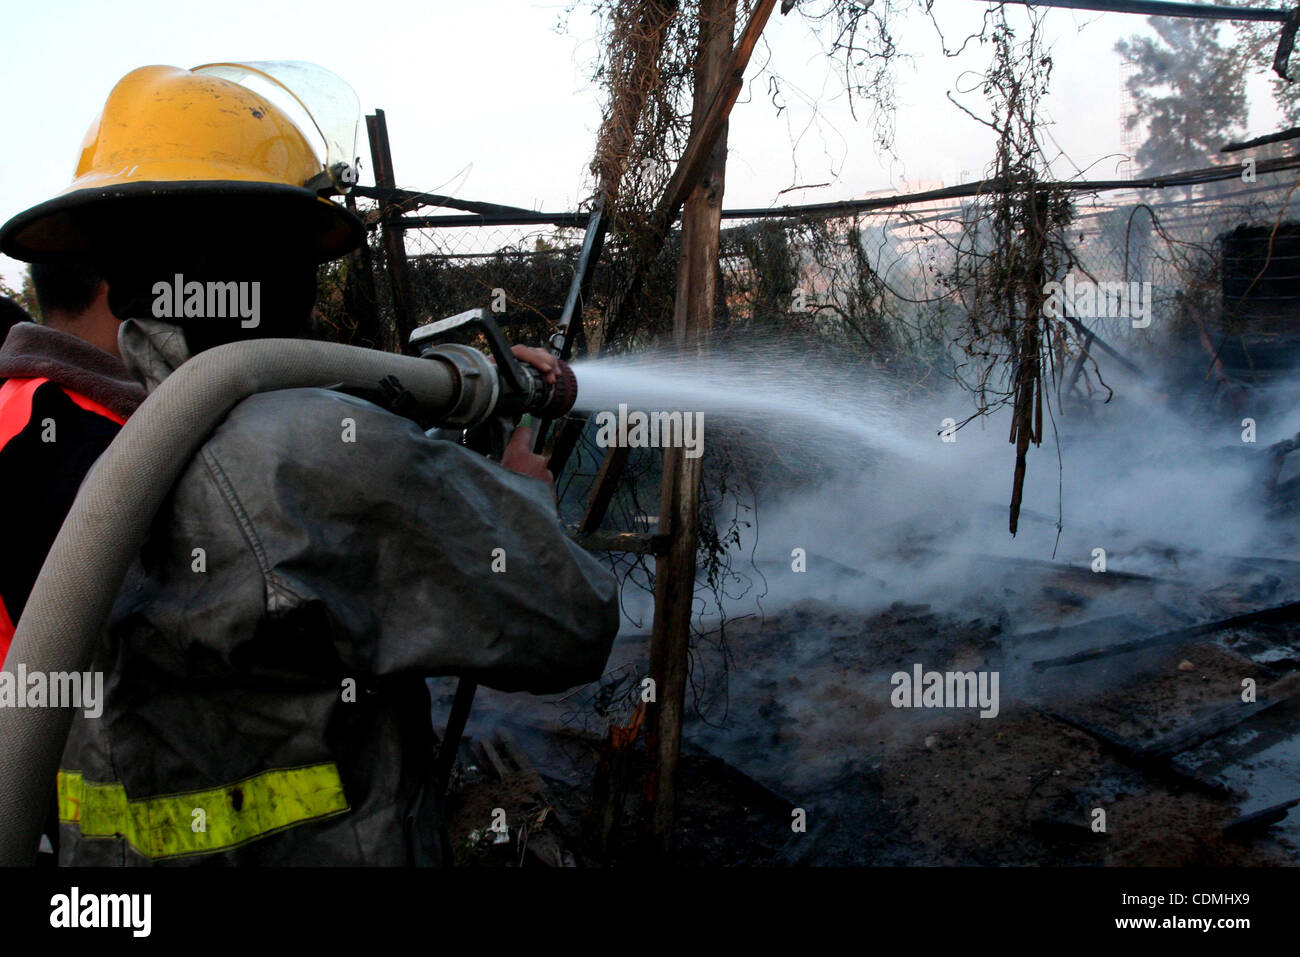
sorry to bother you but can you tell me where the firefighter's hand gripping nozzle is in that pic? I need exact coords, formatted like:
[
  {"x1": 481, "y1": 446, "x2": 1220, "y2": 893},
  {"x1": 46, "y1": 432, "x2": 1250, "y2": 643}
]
[{"x1": 408, "y1": 308, "x2": 578, "y2": 455}]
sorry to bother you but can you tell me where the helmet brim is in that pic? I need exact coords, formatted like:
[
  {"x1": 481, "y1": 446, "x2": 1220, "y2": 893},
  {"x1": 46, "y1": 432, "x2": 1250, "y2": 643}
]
[{"x1": 0, "y1": 180, "x2": 366, "y2": 265}]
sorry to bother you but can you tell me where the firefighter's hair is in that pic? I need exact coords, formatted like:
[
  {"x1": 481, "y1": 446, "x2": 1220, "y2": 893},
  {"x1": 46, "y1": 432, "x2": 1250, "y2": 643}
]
[{"x1": 31, "y1": 261, "x2": 105, "y2": 320}]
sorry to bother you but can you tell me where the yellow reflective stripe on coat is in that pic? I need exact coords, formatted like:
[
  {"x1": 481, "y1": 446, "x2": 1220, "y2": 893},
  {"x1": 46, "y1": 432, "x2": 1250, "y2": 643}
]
[{"x1": 57, "y1": 763, "x2": 349, "y2": 860}]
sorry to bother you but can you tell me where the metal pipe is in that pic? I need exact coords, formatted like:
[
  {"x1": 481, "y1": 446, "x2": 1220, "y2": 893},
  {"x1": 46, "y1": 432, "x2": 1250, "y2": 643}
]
[{"x1": 979, "y1": 0, "x2": 1292, "y2": 22}]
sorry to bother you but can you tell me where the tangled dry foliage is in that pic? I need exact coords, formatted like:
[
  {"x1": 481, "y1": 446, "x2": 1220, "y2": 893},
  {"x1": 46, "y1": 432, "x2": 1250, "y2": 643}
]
[
  {"x1": 557, "y1": 0, "x2": 1027, "y2": 725},
  {"x1": 941, "y1": 8, "x2": 1077, "y2": 536},
  {"x1": 571, "y1": 1, "x2": 1127, "y2": 549},
  {"x1": 570, "y1": 0, "x2": 922, "y2": 350},
  {"x1": 548, "y1": 0, "x2": 1121, "y2": 724}
]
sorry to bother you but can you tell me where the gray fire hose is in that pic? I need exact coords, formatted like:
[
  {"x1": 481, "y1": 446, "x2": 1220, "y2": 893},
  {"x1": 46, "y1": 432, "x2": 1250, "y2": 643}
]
[{"x1": 0, "y1": 335, "x2": 577, "y2": 865}]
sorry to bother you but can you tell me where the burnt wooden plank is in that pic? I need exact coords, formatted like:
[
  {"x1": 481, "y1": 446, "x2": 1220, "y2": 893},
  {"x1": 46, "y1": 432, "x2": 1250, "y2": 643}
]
[{"x1": 1032, "y1": 600, "x2": 1300, "y2": 671}]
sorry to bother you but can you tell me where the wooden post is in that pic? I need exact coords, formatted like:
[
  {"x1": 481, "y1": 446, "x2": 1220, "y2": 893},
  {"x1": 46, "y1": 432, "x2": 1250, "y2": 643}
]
[
  {"x1": 1009, "y1": 188, "x2": 1048, "y2": 536},
  {"x1": 341, "y1": 192, "x2": 389, "y2": 351},
  {"x1": 580, "y1": 446, "x2": 631, "y2": 534},
  {"x1": 642, "y1": 0, "x2": 736, "y2": 857},
  {"x1": 366, "y1": 109, "x2": 417, "y2": 349}
]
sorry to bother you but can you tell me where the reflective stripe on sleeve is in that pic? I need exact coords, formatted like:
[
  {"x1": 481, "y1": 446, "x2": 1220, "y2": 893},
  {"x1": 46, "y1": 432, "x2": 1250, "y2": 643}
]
[{"x1": 57, "y1": 763, "x2": 349, "y2": 860}]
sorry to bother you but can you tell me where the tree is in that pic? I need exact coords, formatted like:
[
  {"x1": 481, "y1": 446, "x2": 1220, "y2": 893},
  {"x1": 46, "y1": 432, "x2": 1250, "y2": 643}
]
[
  {"x1": 1116, "y1": 19, "x2": 1247, "y2": 187},
  {"x1": 0, "y1": 266, "x2": 40, "y2": 319}
]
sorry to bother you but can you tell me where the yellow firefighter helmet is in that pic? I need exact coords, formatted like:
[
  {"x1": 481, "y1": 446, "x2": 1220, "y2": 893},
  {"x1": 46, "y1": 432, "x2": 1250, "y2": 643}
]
[{"x1": 0, "y1": 63, "x2": 364, "y2": 264}]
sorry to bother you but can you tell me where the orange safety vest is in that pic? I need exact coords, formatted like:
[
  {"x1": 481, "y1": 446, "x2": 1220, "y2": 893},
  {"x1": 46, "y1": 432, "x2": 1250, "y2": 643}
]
[{"x1": 0, "y1": 377, "x2": 126, "y2": 662}]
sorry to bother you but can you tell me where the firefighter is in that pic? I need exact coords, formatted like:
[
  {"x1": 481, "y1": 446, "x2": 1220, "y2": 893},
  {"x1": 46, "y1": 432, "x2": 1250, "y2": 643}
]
[{"x1": 0, "y1": 63, "x2": 621, "y2": 865}]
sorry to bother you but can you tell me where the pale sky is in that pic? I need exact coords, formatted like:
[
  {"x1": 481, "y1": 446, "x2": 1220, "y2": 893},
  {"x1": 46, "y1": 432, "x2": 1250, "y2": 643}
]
[{"x1": 0, "y1": 0, "x2": 1286, "y2": 289}]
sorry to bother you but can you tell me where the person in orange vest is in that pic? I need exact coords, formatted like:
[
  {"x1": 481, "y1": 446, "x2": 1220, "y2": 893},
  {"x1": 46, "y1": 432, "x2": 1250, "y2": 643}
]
[
  {"x1": 0, "y1": 262, "x2": 145, "y2": 663},
  {"x1": 0, "y1": 262, "x2": 146, "y2": 865}
]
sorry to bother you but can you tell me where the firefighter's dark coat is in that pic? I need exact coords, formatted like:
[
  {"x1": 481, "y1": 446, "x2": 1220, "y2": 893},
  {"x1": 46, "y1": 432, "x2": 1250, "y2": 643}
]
[{"x1": 58, "y1": 319, "x2": 621, "y2": 864}]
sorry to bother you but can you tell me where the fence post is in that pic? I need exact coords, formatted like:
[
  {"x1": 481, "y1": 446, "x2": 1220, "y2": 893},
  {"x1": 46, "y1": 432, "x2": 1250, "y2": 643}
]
[
  {"x1": 341, "y1": 192, "x2": 389, "y2": 350},
  {"x1": 641, "y1": 0, "x2": 736, "y2": 858},
  {"x1": 366, "y1": 109, "x2": 417, "y2": 349}
]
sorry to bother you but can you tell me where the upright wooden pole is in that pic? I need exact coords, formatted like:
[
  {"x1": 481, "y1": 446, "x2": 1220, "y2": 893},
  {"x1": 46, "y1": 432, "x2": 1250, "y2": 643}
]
[
  {"x1": 341, "y1": 191, "x2": 388, "y2": 351},
  {"x1": 642, "y1": 0, "x2": 735, "y2": 856},
  {"x1": 366, "y1": 109, "x2": 417, "y2": 350},
  {"x1": 1009, "y1": 189, "x2": 1048, "y2": 536}
]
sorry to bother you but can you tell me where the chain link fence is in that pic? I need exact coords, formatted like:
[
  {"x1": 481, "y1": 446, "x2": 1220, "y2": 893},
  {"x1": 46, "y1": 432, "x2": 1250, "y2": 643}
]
[
  {"x1": 321, "y1": 175, "x2": 1300, "y2": 451},
  {"x1": 317, "y1": 171, "x2": 1300, "y2": 508},
  {"x1": 328, "y1": 178, "x2": 1299, "y2": 351}
]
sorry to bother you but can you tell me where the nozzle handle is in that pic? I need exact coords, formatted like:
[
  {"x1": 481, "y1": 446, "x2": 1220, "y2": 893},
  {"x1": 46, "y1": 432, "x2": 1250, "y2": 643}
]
[{"x1": 409, "y1": 307, "x2": 530, "y2": 394}]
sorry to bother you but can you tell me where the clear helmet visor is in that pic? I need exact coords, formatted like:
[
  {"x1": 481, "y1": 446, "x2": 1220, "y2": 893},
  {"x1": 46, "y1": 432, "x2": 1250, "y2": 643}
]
[{"x1": 192, "y1": 60, "x2": 360, "y2": 194}]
